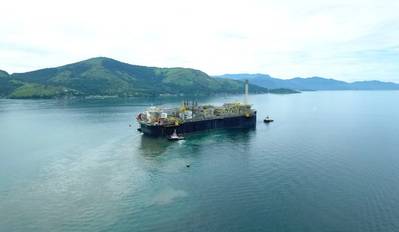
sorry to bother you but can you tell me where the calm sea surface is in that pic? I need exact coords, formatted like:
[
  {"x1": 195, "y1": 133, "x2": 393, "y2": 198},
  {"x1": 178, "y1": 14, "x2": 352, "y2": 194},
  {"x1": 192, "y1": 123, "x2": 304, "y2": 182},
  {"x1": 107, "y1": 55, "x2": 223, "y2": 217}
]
[{"x1": 1, "y1": 91, "x2": 399, "y2": 232}]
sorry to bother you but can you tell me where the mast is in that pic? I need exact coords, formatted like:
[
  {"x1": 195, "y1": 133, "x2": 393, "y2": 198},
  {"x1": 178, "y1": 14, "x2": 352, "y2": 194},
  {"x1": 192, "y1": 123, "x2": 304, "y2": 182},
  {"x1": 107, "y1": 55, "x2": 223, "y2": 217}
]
[{"x1": 244, "y1": 79, "x2": 249, "y2": 105}]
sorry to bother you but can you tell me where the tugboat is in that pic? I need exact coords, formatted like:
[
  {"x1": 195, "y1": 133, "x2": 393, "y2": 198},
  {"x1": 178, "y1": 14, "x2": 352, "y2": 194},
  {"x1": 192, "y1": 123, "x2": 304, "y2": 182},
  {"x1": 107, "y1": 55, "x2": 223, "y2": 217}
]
[
  {"x1": 168, "y1": 129, "x2": 185, "y2": 141},
  {"x1": 264, "y1": 116, "x2": 274, "y2": 123}
]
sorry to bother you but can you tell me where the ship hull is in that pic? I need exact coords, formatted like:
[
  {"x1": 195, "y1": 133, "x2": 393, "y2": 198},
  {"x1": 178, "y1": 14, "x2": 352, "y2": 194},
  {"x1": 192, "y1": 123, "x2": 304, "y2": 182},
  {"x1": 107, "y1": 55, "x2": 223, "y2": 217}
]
[{"x1": 139, "y1": 112, "x2": 256, "y2": 137}]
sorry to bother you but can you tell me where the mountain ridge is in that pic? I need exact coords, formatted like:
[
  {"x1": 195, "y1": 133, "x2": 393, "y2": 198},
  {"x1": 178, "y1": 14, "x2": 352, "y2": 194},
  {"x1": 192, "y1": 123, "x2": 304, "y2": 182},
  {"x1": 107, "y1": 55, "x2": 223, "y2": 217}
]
[
  {"x1": 0, "y1": 70, "x2": 9, "y2": 78},
  {"x1": 1, "y1": 57, "x2": 274, "y2": 98},
  {"x1": 217, "y1": 73, "x2": 399, "y2": 91}
]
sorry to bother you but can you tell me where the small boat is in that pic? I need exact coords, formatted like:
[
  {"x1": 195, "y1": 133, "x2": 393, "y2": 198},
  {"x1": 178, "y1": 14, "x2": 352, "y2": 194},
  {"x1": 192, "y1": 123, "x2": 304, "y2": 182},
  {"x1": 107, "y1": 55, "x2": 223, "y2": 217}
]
[
  {"x1": 264, "y1": 116, "x2": 274, "y2": 123},
  {"x1": 168, "y1": 129, "x2": 185, "y2": 141}
]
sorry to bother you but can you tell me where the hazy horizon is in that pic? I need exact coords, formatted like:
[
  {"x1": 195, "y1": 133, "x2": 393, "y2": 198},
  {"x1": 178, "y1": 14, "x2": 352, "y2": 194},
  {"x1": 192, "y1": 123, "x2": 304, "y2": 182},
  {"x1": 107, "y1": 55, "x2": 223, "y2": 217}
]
[{"x1": 2, "y1": 56, "x2": 399, "y2": 84}]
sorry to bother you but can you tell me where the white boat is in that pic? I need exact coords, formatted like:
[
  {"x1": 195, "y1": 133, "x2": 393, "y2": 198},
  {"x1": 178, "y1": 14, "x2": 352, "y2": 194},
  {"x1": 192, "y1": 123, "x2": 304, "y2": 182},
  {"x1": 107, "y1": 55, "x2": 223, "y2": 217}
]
[{"x1": 168, "y1": 129, "x2": 185, "y2": 141}]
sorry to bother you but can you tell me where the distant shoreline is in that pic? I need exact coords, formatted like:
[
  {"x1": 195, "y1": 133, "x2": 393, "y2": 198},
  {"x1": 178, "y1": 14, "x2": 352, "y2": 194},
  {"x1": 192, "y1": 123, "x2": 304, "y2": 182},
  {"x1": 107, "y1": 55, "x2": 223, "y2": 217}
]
[
  {"x1": 1, "y1": 90, "x2": 300, "y2": 100},
  {"x1": 3, "y1": 89, "x2": 399, "y2": 100}
]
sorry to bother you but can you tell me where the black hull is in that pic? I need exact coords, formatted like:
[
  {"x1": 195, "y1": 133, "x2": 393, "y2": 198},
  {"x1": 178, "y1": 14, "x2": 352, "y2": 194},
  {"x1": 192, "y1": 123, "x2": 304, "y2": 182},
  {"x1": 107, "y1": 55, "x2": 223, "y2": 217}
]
[{"x1": 139, "y1": 113, "x2": 256, "y2": 137}]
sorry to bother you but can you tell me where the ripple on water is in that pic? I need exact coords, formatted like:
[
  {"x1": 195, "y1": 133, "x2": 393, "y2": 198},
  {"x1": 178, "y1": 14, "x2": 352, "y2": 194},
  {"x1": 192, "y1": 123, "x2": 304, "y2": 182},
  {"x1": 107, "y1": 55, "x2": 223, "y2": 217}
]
[
  {"x1": 2, "y1": 92, "x2": 399, "y2": 232},
  {"x1": 149, "y1": 187, "x2": 188, "y2": 206}
]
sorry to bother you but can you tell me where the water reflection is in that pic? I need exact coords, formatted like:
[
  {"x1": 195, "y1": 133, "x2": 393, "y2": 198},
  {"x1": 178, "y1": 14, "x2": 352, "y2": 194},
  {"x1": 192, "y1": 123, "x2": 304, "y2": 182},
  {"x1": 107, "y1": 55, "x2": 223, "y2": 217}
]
[
  {"x1": 139, "y1": 136, "x2": 173, "y2": 157},
  {"x1": 187, "y1": 128, "x2": 255, "y2": 145},
  {"x1": 138, "y1": 127, "x2": 255, "y2": 159}
]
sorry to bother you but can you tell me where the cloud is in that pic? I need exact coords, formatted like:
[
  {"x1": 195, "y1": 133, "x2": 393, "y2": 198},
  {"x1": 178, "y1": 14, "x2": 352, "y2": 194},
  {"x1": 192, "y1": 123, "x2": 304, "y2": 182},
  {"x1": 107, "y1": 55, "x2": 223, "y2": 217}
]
[{"x1": 0, "y1": 0, "x2": 398, "y2": 81}]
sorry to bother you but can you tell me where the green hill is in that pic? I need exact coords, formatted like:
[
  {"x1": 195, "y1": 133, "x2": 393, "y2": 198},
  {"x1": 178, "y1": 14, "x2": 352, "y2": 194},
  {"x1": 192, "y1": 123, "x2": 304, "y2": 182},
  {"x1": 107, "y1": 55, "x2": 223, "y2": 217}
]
[
  {"x1": 0, "y1": 70, "x2": 9, "y2": 78},
  {"x1": 2, "y1": 57, "x2": 270, "y2": 99},
  {"x1": 0, "y1": 70, "x2": 20, "y2": 97}
]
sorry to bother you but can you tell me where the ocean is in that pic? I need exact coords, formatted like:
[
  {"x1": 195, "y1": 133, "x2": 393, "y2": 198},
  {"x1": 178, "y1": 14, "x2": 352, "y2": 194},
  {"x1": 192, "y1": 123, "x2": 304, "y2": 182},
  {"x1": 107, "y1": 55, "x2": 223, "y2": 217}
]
[{"x1": 1, "y1": 91, "x2": 399, "y2": 232}]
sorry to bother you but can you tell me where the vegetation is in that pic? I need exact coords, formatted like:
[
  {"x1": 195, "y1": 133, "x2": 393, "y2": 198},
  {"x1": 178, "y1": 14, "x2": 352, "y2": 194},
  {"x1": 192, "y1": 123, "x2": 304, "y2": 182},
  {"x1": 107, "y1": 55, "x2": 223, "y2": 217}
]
[
  {"x1": 1, "y1": 57, "x2": 272, "y2": 99},
  {"x1": 9, "y1": 84, "x2": 69, "y2": 99},
  {"x1": 268, "y1": 88, "x2": 299, "y2": 94},
  {"x1": 0, "y1": 70, "x2": 9, "y2": 78},
  {"x1": 0, "y1": 71, "x2": 22, "y2": 97}
]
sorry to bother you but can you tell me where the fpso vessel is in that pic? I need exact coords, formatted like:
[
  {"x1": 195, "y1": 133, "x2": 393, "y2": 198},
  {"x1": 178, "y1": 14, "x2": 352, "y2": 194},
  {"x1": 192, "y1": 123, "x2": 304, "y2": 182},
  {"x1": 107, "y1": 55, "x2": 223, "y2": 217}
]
[{"x1": 136, "y1": 81, "x2": 256, "y2": 137}]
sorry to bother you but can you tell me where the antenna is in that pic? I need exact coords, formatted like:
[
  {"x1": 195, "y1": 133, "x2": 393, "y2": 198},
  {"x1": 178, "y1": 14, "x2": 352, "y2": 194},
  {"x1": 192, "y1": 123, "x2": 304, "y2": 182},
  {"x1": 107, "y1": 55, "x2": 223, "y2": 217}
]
[{"x1": 244, "y1": 80, "x2": 249, "y2": 105}]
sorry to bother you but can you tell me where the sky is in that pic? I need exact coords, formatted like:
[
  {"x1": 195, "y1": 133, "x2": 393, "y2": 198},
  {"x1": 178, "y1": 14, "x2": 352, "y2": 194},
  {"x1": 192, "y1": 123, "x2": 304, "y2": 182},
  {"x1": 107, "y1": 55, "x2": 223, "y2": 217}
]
[{"x1": 0, "y1": 0, "x2": 398, "y2": 82}]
